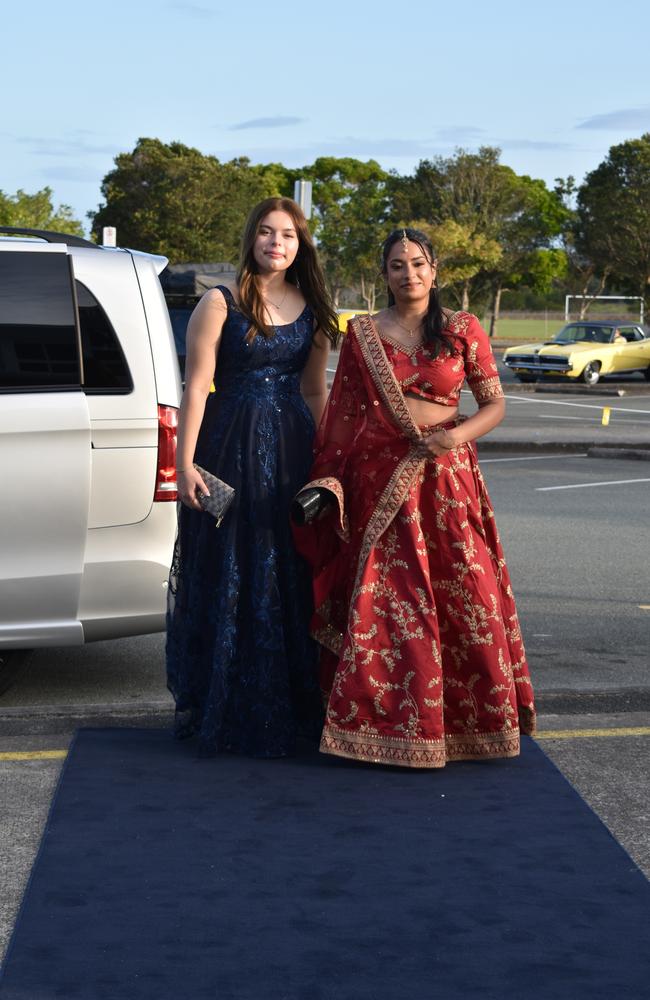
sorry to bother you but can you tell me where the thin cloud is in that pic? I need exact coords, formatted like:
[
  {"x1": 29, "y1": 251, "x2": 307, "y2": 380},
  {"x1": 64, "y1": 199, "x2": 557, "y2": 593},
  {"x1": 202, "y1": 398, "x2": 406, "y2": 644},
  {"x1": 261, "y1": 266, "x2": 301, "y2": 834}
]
[
  {"x1": 498, "y1": 138, "x2": 574, "y2": 151},
  {"x1": 332, "y1": 136, "x2": 442, "y2": 157},
  {"x1": 213, "y1": 133, "x2": 583, "y2": 169},
  {"x1": 17, "y1": 134, "x2": 120, "y2": 157},
  {"x1": 214, "y1": 136, "x2": 443, "y2": 164},
  {"x1": 577, "y1": 107, "x2": 650, "y2": 131},
  {"x1": 229, "y1": 116, "x2": 307, "y2": 131}
]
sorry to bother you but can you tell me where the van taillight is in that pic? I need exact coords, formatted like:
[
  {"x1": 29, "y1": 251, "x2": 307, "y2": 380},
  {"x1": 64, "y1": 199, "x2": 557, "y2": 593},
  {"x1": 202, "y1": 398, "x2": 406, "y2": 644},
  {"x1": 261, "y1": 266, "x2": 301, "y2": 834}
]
[{"x1": 154, "y1": 405, "x2": 178, "y2": 501}]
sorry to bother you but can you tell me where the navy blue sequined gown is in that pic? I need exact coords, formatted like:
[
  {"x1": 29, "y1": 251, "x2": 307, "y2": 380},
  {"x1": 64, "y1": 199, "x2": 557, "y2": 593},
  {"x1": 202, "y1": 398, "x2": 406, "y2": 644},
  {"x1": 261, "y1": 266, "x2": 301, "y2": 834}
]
[{"x1": 166, "y1": 287, "x2": 323, "y2": 757}]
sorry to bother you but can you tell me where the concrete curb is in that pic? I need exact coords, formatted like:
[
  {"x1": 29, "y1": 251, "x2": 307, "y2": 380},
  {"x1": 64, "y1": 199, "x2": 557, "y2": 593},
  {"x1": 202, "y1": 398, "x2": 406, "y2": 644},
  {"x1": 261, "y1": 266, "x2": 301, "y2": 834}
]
[
  {"x1": 0, "y1": 702, "x2": 174, "y2": 736},
  {"x1": 499, "y1": 382, "x2": 650, "y2": 396},
  {"x1": 534, "y1": 385, "x2": 630, "y2": 397},
  {"x1": 535, "y1": 688, "x2": 650, "y2": 715},
  {"x1": 587, "y1": 447, "x2": 650, "y2": 461},
  {"x1": 477, "y1": 439, "x2": 648, "y2": 453}
]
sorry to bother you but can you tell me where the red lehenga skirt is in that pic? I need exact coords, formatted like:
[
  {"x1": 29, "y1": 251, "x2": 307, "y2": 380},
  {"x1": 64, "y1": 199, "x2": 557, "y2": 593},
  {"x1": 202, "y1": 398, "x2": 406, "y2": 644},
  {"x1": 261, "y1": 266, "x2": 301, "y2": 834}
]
[
  {"x1": 294, "y1": 314, "x2": 535, "y2": 769},
  {"x1": 317, "y1": 440, "x2": 535, "y2": 768}
]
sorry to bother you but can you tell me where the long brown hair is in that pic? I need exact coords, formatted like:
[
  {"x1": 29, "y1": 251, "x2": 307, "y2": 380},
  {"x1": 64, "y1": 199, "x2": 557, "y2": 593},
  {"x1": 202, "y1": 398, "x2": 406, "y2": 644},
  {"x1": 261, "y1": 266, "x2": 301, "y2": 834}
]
[{"x1": 236, "y1": 197, "x2": 339, "y2": 346}]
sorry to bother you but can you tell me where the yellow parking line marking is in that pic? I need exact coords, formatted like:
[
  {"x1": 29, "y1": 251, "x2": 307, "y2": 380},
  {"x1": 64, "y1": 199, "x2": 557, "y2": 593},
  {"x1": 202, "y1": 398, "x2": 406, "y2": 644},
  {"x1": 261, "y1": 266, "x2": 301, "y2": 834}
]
[
  {"x1": 2, "y1": 728, "x2": 649, "y2": 758},
  {"x1": 639, "y1": 605, "x2": 650, "y2": 610},
  {"x1": 537, "y1": 727, "x2": 650, "y2": 740}
]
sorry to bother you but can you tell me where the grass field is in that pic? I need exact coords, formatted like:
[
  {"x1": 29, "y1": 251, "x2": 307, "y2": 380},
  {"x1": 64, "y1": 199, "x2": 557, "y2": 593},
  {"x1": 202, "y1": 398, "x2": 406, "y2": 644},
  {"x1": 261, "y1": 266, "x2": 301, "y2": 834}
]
[{"x1": 483, "y1": 317, "x2": 562, "y2": 342}]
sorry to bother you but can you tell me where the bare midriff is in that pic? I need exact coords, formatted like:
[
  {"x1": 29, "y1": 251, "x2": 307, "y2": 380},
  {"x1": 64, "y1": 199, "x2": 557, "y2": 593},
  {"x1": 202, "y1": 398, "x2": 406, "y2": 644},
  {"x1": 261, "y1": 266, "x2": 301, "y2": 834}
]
[{"x1": 405, "y1": 396, "x2": 459, "y2": 428}]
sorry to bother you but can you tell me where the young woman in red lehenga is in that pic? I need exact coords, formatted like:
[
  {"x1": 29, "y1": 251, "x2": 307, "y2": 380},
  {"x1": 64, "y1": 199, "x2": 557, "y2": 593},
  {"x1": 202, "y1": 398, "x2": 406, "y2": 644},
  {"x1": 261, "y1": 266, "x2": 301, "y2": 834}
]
[{"x1": 294, "y1": 228, "x2": 535, "y2": 768}]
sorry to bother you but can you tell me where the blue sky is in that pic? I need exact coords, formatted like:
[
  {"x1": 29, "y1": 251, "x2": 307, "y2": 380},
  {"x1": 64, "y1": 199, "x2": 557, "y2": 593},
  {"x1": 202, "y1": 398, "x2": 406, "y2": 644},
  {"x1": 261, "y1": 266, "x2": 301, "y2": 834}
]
[{"x1": 4, "y1": 0, "x2": 650, "y2": 232}]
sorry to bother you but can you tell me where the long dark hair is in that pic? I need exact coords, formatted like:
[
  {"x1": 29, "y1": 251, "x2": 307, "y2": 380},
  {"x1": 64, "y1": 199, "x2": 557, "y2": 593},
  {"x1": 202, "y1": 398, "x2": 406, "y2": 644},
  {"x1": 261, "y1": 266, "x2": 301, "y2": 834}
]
[
  {"x1": 236, "y1": 197, "x2": 339, "y2": 346},
  {"x1": 381, "y1": 227, "x2": 456, "y2": 358}
]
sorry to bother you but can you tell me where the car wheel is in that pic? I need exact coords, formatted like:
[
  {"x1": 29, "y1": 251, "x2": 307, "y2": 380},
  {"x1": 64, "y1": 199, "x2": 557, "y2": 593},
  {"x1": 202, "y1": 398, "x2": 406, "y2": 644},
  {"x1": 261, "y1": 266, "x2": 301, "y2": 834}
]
[
  {"x1": 581, "y1": 362, "x2": 601, "y2": 386},
  {"x1": 643, "y1": 366, "x2": 650, "y2": 381},
  {"x1": 516, "y1": 374, "x2": 537, "y2": 383}
]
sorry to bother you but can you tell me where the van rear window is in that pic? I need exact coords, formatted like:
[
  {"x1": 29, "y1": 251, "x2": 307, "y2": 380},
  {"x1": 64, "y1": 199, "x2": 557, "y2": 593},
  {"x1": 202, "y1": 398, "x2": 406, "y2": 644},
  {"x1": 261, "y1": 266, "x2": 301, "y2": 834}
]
[
  {"x1": 0, "y1": 252, "x2": 81, "y2": 390},
  {"x1": 76, "y1": 282, "x2": 133, "y2": 392}
]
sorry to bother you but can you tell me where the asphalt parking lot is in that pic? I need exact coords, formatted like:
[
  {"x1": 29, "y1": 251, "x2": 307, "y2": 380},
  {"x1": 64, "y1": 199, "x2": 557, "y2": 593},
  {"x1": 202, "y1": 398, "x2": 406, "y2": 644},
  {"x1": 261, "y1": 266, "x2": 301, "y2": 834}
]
[
  {"x1": 480, "y1": 451, "x2": 649, "y2": 697},
  {"x1": 1, "y1": 367, "x2": 649, "y2": 964}
]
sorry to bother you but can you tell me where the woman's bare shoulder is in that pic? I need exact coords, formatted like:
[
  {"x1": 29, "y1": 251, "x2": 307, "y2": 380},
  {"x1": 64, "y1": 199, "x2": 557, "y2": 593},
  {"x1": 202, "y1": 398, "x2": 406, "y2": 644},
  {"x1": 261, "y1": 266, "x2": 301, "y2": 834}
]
[{"x1": 200, "y1": 286, "x2": 229, "y2": 311}]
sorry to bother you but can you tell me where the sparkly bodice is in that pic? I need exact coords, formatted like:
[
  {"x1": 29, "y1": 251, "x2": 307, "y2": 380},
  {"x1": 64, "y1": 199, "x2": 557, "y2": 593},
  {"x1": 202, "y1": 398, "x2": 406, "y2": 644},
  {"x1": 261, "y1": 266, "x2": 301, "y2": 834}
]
[{"x1": 166, "y1": 285, "x2": 322, "y2": 758}]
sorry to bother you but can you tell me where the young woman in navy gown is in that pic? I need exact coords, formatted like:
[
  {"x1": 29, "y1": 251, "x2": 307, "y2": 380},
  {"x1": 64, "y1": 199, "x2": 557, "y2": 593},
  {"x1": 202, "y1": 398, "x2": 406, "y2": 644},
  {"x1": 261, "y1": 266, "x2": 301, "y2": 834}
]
[{"x1": 167, "y1": 197, "x2": 338, "y2": 757}]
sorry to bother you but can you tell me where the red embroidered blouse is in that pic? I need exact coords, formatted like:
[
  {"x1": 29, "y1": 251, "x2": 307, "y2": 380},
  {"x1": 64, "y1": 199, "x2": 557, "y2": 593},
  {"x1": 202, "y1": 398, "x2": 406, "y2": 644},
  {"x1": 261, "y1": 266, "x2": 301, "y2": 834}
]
[{"x1": 379, "y1": 311, "x2": 504, "y2": 407}]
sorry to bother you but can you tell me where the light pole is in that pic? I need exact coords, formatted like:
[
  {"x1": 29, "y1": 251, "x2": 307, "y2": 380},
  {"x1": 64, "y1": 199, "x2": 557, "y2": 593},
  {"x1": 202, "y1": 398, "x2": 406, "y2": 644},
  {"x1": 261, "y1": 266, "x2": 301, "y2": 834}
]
[{"x1": 293, "y1": 180, "x2": 312, "y2": 219}]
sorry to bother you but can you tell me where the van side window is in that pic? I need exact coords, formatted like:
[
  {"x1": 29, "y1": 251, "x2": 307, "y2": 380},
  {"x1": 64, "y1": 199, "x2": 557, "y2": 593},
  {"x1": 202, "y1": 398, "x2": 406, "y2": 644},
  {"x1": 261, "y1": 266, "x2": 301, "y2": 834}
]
[
  {"x1": 76, "y1": 282, "x2": 133, "y2": 392},
  {"x1": 0, "y1": 252, "x2": 81, "y2": 390}
]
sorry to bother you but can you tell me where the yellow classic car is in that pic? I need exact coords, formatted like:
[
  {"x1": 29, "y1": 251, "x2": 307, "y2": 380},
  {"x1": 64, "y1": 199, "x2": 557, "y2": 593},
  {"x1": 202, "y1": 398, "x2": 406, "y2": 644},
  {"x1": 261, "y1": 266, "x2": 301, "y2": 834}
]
[
  {"x1": 503, "y1": 321, "x2": 650, "y2": 386},
  {"x1": 337, "y1": 308, "x2": 378, "y2": 333}
]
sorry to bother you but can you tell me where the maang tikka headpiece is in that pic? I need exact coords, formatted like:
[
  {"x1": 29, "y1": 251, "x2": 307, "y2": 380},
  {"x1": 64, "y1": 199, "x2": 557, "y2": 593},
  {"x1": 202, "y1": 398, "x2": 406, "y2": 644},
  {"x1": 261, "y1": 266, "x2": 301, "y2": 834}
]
[{"x1": 401, "y1": 228, "x2": 409, "y2": 252}]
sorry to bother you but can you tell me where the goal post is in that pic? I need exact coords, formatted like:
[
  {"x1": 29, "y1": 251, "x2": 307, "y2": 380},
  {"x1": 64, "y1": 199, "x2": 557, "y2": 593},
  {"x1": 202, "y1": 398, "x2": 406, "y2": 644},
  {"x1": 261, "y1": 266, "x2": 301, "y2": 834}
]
[{"x1": 564, "y1": 294, "x2": 644, "y2": 323}]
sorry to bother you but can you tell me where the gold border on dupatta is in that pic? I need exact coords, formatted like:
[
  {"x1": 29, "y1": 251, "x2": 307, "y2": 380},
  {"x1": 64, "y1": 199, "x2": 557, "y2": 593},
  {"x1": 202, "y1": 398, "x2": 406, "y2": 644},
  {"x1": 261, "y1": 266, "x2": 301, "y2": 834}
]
[
  {"x1": 353, "y1": 315, "x2": 422, "y2": 442},
  {"x1": 296, "y1": 476, "x2": 349, "y2": 540},
  {"x1": 350, "y1": 315, "x2": 427, "y2": 573}
]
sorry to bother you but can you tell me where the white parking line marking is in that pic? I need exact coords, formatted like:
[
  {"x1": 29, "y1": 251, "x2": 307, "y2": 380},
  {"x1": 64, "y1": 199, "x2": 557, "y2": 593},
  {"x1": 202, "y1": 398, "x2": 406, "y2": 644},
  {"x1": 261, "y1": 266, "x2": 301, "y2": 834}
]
[
  {"x1": 502, "y1": 394, "x2": 650, "y2": 416},
  {"x1": 537, "y1": 478, "x2": 650, "y2": 492},
  {"x1": 481, "y1": 454, "x2": 588, "y2": 463}
]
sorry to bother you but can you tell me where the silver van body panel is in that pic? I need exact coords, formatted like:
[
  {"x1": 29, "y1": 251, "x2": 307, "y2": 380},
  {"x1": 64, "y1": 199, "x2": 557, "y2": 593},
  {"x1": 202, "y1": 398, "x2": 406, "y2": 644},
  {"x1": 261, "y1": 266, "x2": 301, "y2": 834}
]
[{"x1": 0, "y1": 238, "x2": 181, "y2": 649}]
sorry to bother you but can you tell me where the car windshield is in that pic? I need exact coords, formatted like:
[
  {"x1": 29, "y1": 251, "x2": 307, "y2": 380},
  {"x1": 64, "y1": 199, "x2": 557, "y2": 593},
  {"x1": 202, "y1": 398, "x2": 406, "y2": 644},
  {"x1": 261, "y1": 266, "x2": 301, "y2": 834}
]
[{"x1": 553, "y1": 324, "x2": 612, "y2": 345}]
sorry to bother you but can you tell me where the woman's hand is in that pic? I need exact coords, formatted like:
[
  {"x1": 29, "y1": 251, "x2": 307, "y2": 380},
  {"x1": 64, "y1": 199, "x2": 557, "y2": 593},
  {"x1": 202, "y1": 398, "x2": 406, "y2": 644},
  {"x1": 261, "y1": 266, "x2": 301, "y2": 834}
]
[
  {"x1": 421, "y1": 427, "x2": 456, "y2": 457},
  {"x1": 177, "y1": 467, "x2": 210, "y2": 510}
]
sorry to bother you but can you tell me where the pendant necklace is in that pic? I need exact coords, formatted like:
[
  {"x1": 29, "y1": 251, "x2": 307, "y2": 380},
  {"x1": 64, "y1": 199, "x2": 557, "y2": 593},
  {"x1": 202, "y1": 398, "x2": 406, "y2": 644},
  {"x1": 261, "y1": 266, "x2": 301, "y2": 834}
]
[
  {"x1": 391, "y1": 307, "x2": 423, "y2": 339},
  {"x1": 262, "y1": 284, "x2": 288, "y2": 311}
]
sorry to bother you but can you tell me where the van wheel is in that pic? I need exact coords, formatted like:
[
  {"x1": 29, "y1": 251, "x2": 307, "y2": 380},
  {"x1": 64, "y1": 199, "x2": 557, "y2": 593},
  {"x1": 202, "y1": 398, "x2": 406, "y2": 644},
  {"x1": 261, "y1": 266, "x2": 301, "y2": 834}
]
[{"x1": 581, "y1": 362, "x2": 601, "y2": 386}]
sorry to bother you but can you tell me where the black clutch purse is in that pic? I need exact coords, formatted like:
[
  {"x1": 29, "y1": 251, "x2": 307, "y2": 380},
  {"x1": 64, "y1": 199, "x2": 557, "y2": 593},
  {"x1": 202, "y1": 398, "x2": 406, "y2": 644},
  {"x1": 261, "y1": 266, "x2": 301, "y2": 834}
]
[
  {"x1": 290, "y1": 487, "x2": 334, "y2": 526},
  {"x1": 193, "y1": 464, "x2": 235, "y2": 527}
]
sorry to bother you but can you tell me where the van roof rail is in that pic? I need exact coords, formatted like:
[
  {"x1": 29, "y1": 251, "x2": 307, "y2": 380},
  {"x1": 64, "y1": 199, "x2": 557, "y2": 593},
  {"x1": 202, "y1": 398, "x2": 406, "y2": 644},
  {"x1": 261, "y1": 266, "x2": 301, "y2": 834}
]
[{"x1": 0, "y1": 226, "x2": 99, "y2": 249}]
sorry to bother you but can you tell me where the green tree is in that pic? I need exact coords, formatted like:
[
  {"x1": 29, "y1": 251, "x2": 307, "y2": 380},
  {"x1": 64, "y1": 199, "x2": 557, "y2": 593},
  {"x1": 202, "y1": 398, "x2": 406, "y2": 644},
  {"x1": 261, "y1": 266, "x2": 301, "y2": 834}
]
[
  {"x1": 482, "y1": 174, "x2": 570, "y2": 336},
  {"x1": 0, "y1": 187, "x2": 84, "y2": 236},
  {"x1": 392, "y1": 148, "x2": 567, "y2": 324},
  {"x1": 576, "y1": 134, "x2": 650, "y2": 308},
  {"x1": 548, "y1": 177, "x2": 603, "y2": 320},
  {"x1": 90, "y1": 138, "x2": 285, "y2": 263},
  {"x1": 304, "y1": 157, "x2": 391, "y2": 307},
  {"x1": 410, "y1": 218, "x2": 502, "y2": 294}
]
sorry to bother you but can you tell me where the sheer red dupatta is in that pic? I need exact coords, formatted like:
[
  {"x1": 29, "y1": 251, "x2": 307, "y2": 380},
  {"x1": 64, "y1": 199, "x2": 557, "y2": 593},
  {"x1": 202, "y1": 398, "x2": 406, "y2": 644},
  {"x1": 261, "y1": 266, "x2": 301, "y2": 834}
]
[{"x1": 293, "y1": 317, "x2": 425, "y2": 659}]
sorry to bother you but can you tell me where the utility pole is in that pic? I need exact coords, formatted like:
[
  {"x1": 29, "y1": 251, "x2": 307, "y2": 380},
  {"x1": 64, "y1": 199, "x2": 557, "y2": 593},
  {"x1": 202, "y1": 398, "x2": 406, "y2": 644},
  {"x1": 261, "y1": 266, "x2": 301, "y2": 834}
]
[{"x1": 293, "y1": 180, "x2": 312, "y2": 219}]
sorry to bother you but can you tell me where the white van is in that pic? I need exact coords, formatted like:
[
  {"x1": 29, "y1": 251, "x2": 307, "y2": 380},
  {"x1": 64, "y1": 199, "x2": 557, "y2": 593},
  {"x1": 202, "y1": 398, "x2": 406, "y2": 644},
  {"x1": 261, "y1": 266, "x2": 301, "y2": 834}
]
[{"x1": 0, "y1": 227, "x2": 182, "y2": 649}]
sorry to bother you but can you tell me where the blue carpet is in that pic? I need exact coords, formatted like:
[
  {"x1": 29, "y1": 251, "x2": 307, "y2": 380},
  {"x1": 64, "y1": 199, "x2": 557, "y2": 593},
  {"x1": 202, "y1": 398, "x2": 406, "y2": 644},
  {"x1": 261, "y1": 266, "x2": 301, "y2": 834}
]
[{"x1": 1, "y1": 730, "x2": 648, "y2": 1000}]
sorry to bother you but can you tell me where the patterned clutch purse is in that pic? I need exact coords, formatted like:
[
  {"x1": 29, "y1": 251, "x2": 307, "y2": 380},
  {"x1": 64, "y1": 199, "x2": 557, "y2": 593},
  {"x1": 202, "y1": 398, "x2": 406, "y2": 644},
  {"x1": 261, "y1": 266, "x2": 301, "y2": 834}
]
[{"x1": 193, "y1": 464, "x2": 235, "y2": 527}]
